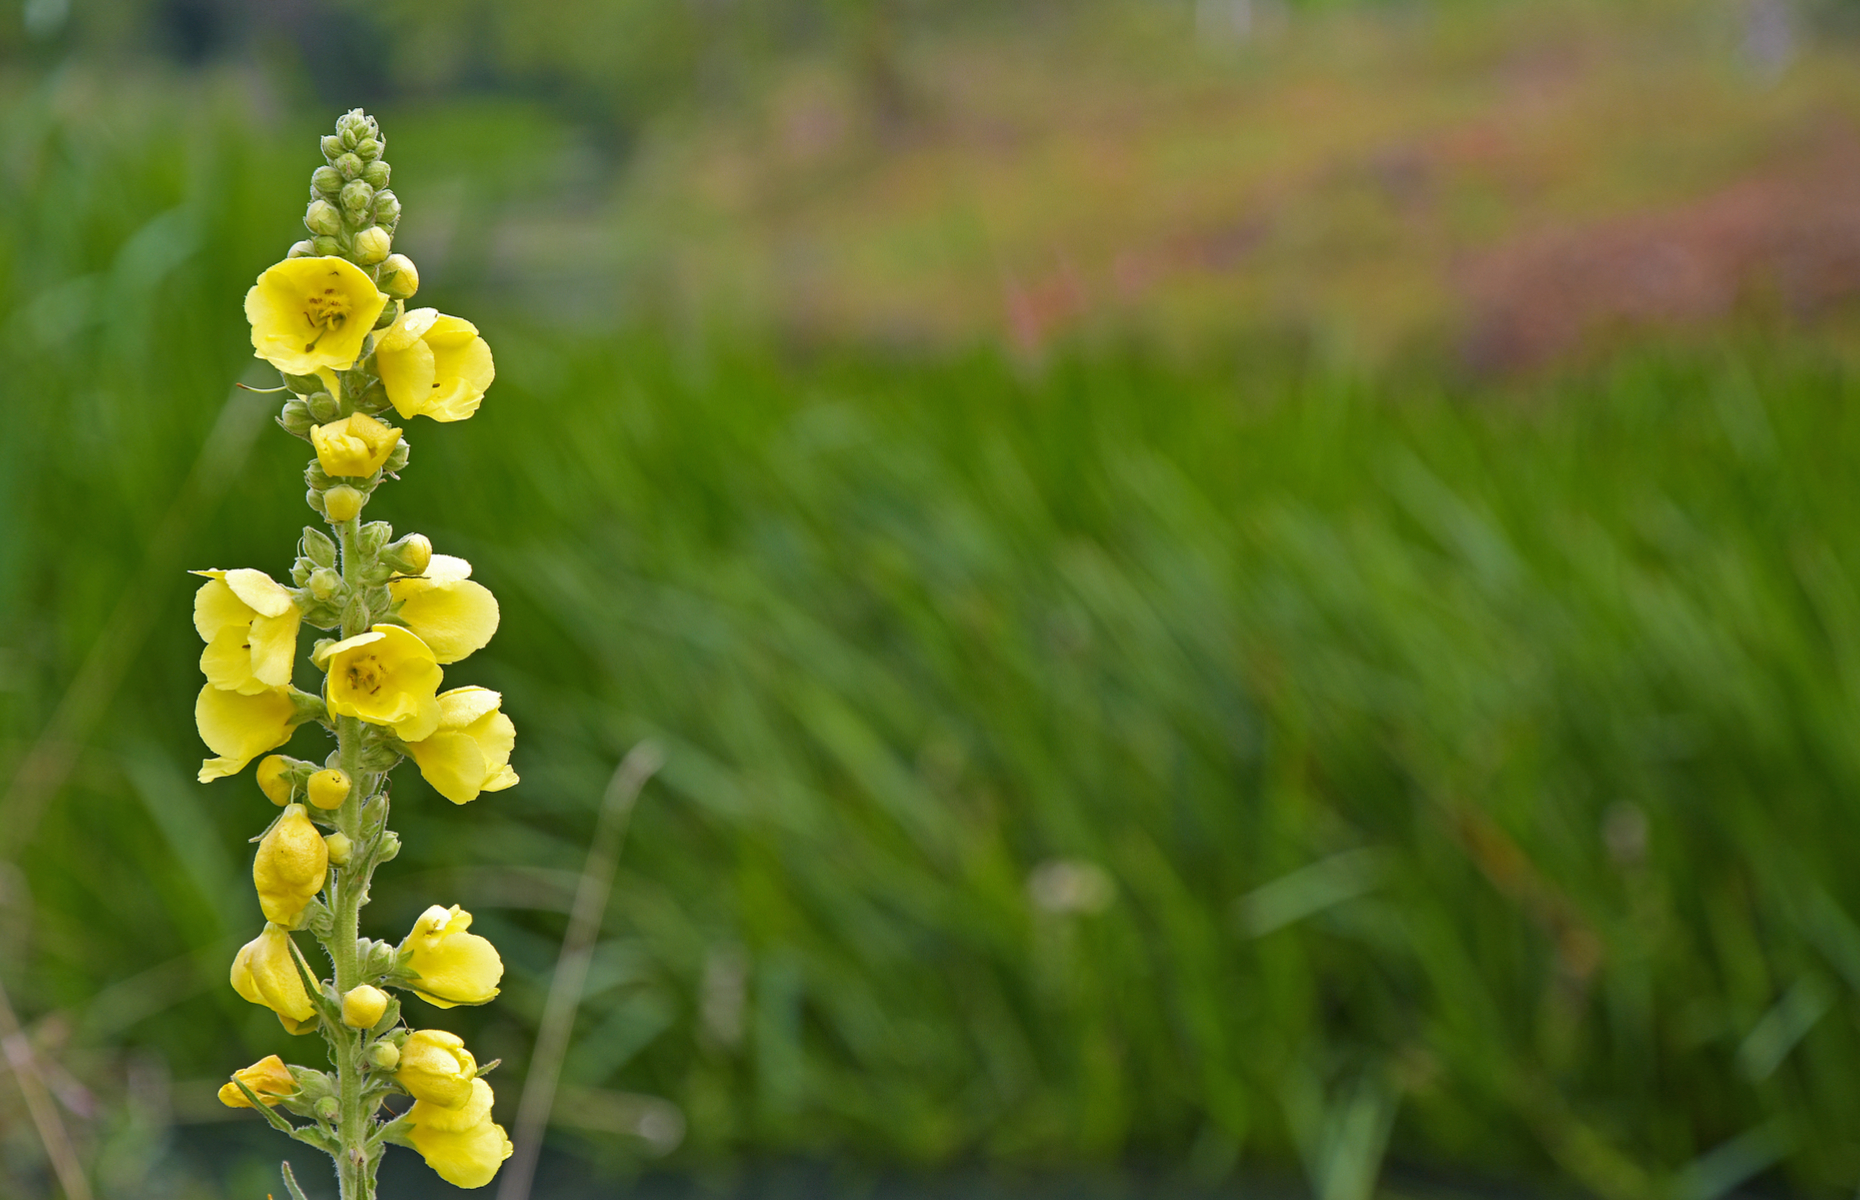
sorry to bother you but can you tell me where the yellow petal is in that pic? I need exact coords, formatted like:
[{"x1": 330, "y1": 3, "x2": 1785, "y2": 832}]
[
  {"x1": 423, "y1": 317, "x2": 495, "y2": 423},
  {"x1": 253, "y1": 804, "x2": 329, "y2": 926},
  {"x1": 378, "y1": 334, "x2": 437, "y2": 421},
  {"x1": 408, "y1": 731, "x2": 488, "y2": 805},
  {"x1": 402, "y1": 904, "x2": 503, "y2": 1007},
  {"x1": 393, "y1": 578, "x2": 499, "y2": 664},
  {"x1": 192, "y1": 575, "x2": 251, "y2": 641},
  {"x1": 246, "y1": 257, "x2": 387, "y2": 375},
  {"x1": 230, "y1": 925, "x2": 317, "y2": 1029},
  {"x1": 247, "y1": 609, "x2": 302, "y2": 689},
  {"x1": 323, "y1": 625, "x2": 443, "y2": 741},
  {"x1": 196, "y1": 686, "x2": 298, "y2": 782},
  {"x1": 408, "y1": 1111, "x2": 513, "y2": 1189}
]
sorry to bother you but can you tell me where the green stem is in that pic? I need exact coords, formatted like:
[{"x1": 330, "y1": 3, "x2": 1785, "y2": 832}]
[{"x1": 330, "y1": 514, "x2": 375, "y2": 1200}]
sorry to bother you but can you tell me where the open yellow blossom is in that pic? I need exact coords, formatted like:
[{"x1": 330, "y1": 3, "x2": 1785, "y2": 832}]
[
  {"x1": 407, "y1": 1078, "x2": 512, "y2": 1189},
  {"x1": 197, "y1": 685, "x2": 302, "y2": 783},
  {"x1": 192, "y1": 569, "x2": 300, "y2": 695},
  {"x1": 400, "y1": 904, "x2": 503, "y2": 1008},
  {"x1": 310, "y1": 413, "x2": 401, "y2": 478},
  {"x1": 318, "y1": 624, "x2": 442, "y2": 741},
  {"x1": 245, "y1": 256, "x2": 387, "y2": 375},
  {"x1": 253, "y1": 804, "x2": 329, "y2": 925},
  {"x1": 395, "y1": 1028, "x2": 477, "y2": 1107},
  {"x1": 389, "y1": 554, "x2": 499, "y2": 664},
  {"x1": 374, "y1": 308, "x2": 495, "y2": 423},
  {"x1": 217, "y1": 1054, "x2": 297, "y2": 1109},
  {"x1": 231, "y1": 923, "x2": 317, "y2": 1034},
  {"x1": 406, "y1": 687, "x2": 517, "y2": 805}
]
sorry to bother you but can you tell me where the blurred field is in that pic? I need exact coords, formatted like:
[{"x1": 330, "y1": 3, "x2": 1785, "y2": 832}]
[{"x1": 11, "y1": 3, "x2": 1860, "y2": 1199}]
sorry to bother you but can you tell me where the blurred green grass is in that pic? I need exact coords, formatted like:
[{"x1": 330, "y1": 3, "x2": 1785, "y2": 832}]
[{"x1": 12, "y1": 71, "x2": 1860, "y2": 1200}]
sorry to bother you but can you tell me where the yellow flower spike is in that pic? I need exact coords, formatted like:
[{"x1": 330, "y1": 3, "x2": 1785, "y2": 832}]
[
  {"x1": 341, "y1": 984, "x2": 389, "y2": 1029},
  {"x1": 389, "y1": 555, "x2": 499, "y2": 665},
  {"x1": 405, "y1": 687, "x2": 518, "y2": 805},
  {"x1": 374, "y1": 307, "x2": 495, "y2": 423},
  {"x1": 408, "y1": 1107, "x2": 513, "y2": 1189},
  {"x1": 395, "y1": 1029, "x2": 476, "y2": 1107},
  {"x1": 217, "y1": 1054, "x2": 297, "y2": 1109},
  {"x1": 399, "y1": 905, "x2": 503, "y2": 1008},
  {"x1": 318, "y1": 624, "x2": 443, "y2": 741},
  {"x1": 230, "y1": 923, "x2": 318, "y2": 1033},
  {"x1": 310, "y1": 413, "x2": 402, "y2": 478},
  {"x1": 256, "y1": 755, "x2": 294, "y2": 806},
  {"x1": 307, "y1": 767, "x2": 351, "y2": 810},
  {"x1": 245, "y1": 256, "x2": 387, "y2": 375},
  {"x1": 253, "y1": 804, "x2": 330, "y2": 926},
  {"x1": 192, "y1": 569, "x2": 301, "y2": 695},
  {"x1": 196, "y1": 685, "x2": 302, "y2": 783}
]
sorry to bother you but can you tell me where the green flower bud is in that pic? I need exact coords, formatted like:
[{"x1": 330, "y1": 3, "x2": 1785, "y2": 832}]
[
  {"x1": 312, "y1": 165, "x2": 343, "y2": 195},
  {"x1": 357, "y1": 379, "x2": 391, "y2": 413},
  {"x1": 383, "y1": 440, "x2": 410, "y2": 474},
  {"x1": 355, "y1": 136, "x2": 381, "y2": 160},
  {"x1": 340, "y1": 126, "x2": 360, "y2": 151},
  {"x1": 321, "y1": 135, "x2": 343, "y2": 160},
  {"x1": 306, "y1": 488, "x2": 327, "y2": 516},
  {"x1": 376, "y1": 830, "x2": 401, "y2": 862},
  {"x1": 324, "y1": 832, "x2": 353, "y2": 866},
  {"x1": 362, "y1": 160, "x2": 391, "y2": 189},
  {"x1": 291, "y1": 559, "x2": 312, "y2": 586},
  {"x1": 367, "y1": 1041, "x2": 400, "y2": 1071},
  {"x1": 286, "y1": 239, "x2": 316, "y2": 259},
  {"x1": 371, "y1": 190, "x2": 401, "y2": 226},
  {"x1": 354, "y1": 227, "x2": 392, "y2": 265},
  {"x1": 340, "y1": 180, "x2": 374, "y2": 213},
  {"x1": 278, "y1": 400, "x2": 315, "y2": 437},
  {"x1": 308, "y1": 567, "x2": 343, "y2": 600},
  {"x1": 305, "y1": 200, "x2": 343, "y2": 237},
  {"x1": 311, "y1": 234, "x2": 343, "y2": 257},
  {"x1": 335, "y1": 152, "x2": 363, "y2": 181},
  {"x1": 302, "y1": 527, "x2": 338, "y2": 568},
  {"x1": 315, "y1": 1095, "x2": 341, "y2": 1122},
  {"x1": 373, "y1": 302, "x2": 400, "y2": 331},
  {"x1": 305, "y1": 461, "x2": 335, "y2": 491},
  {"x1": 323, "y1": 486, "x2": 365, "y2": 524},
  {"x1": 359, "y1": 521, "x2": 393, "y2": 557},
  {"x1": 378, "y1": 254, "x2": 419, "y2": 299},
  {"x1": 307, "y1": 390, "x2": 341, "y2": 423}
]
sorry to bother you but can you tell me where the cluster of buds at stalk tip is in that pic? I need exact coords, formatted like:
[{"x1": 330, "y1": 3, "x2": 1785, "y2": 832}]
[{"x1": 199, "y1": 109, "x2": 516, "y2": 1197}]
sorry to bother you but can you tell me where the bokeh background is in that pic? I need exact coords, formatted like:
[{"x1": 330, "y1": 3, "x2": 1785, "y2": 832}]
[{"x1": 11, "y1": 0, "x2": 1860, "y2": 1197}]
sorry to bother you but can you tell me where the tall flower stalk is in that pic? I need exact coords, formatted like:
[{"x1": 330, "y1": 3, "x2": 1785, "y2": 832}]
[{"x1": 198, "y1": 109, "x2": 516, "y2": 1198}]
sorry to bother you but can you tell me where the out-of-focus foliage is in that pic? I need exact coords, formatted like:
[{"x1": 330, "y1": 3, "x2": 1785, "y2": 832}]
[{"x1": 11, "y1": 72, "x2": 1860, "y2": 1200}]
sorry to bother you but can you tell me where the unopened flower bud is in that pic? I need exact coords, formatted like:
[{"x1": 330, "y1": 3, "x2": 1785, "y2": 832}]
[
  {"x1": 306, "y1": 489, "x2": 327, "y2": 516},
  {"x1": 373, "y1": 303, "x2": 400, "y2": 331},
  {"x1": 354, "y1": 227, "x2": 392, "y2": 265},
  {"x1": 257, "y1": 755, "x2": 294, "y2": 806},
  {"x1": 253, "y1": 805, "x2": 329, "y2": 926},
  {"x1": 335, "y1": 152, "x2": 363, "y2": 181},
  {"x1": 355, "y1": 136, "x2": 381, "y2": 160},
  {"x1": 286, "y1": 239, "x2": 316, "y2": 259},
  {"x1": 321, "y1": 135, "x2": 344, "y2": 160},
  {"x1": 278, "y1": 400, "x2": 314, "y2": 437},
  {"x1": 362, "y1": 160, "x2": 391, "y2": 189},
  {"x1": 377, "y1": 830, "x2": 401, "y2": 862},
  {"x1": 342, "y1": 984, "x2": 389, "y2": 1028},
  {"x1": 316, "y1": 1095, "x2": 341, "y2": 1122},
  {"x1": 312, "y1": 165, "x2": 343, "y2": 195},
  {"x1": 307, "y1": 390, "x2": 341, "y2": 423},
  {"x1": 302, "y1": 527, "x2": 337, "y2": 568},
  {"x1": 384, "y1": 534, "x2": 433, "y2": 576},
  {"x1": 378, "y1": 254, "x2": 419, "y2": 300},
  {"x1": 324, "y1": 832, "x2": 352, "y2": 866},
  {"x1": 341, "y1": 180, "x2": 374, "y2": 213},
  {"x1": 307, "y1": 768, "x2": 351, "y2": 810},
  {"x1": 305, "y1": 200, "x2": 343, "y2": 237},
  {"x1": 308, "y1": 567, "x2": 342, "y2": 600},
  {"x1": 359, "y1": 521, "x2": 393, "y2": 557},
  {"x1": 311, "y1": 234, "x2": 343, "y2": 257},
  {"x1": 368, "y1": 1041, "x2": 401, "y2": 1071},
  {"x1": 384, "y1": 441, "x2": 410, "y2": 474},
  {"x1": 322, "y1": 486, "x2": 364, "y2": 523},
  {"x1": 371, "y1": 190, "x2": 401, "y2": 225}
]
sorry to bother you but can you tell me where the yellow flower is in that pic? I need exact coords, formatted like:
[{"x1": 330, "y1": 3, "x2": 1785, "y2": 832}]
[
  {"x1": 390, "y1": 555, "x2": 499, "y2": 664},
  {"x1": 245, "y1": 256, "x2": 387, "y2": 375},
  {"x1": 197, "y1": 685, "x2": 302, "y2": 783},
  {"x1": 400, "y1": 904, "x2": 503, "y2": 1008},
  {"x1": 253, "y1": 804, "x2": 329, "y2": 926},
  {"x1": 318, "y1": 624, "x2": 443, "y2": 741},
  {"x1": 217, "y1": 1054, "x2": 297, "y2": 1109},
  {"x1": 395, "y1": 1028, "x2": 476, "y2": 1107},
  {"x1": 310, "y1": 413, "x2": 401, "y2": 478},
  {"x1": 192, "y1": 569, "x2": 301, "y2": 695},
  {"x1": 342, "y1": 984, "x2": 390, "y2": 1029},
  {"x1": 230, "y1": 923, "x2": 317, "y2": 1034},
  {"x1": 374, "y1": 308, "x2": 495, "y2": 423},
  {"x1": 407, "y1": 1078, "x2": 512, "y2": 1189},
  {"x1": 405, "y1": 687, "x2": 518, "y2": 805}
]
